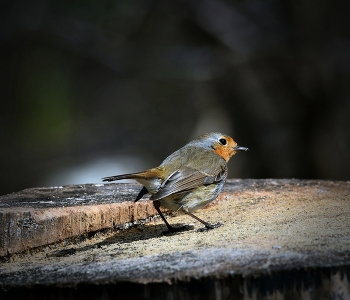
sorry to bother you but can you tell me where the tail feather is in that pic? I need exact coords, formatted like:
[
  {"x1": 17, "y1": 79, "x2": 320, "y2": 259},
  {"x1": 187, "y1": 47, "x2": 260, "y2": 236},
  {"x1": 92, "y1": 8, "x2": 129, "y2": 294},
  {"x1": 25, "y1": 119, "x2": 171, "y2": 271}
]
[
  {"x1": 102, "y1": 168, "x2": 162, "y2": 182},
  {"x1": 102, "y1": 172, "x2": 141, "y2": 182}
]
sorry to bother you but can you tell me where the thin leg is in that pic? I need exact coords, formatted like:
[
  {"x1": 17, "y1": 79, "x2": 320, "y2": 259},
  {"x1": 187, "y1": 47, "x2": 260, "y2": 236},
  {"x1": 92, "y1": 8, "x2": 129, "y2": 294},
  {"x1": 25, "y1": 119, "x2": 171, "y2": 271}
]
[
  {"x1": 135, "y1": 186, "x2": 149, "y2": 202},
  {"x1": 181, "y1": 208, "x2": 222, "y2": 231},
  {"x1": 153, "y1": 201, "x2": 173, "y2": 231},
  {"x1": 153, "y1": 201, "x2": 193, "y2": 234}
]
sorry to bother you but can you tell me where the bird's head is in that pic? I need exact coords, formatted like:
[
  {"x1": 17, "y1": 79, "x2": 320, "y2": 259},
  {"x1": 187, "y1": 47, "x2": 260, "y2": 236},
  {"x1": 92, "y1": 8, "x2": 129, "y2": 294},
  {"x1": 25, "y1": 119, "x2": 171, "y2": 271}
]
[{"x1": 190, "y1": 132, "x2": 249, "y2": 162}]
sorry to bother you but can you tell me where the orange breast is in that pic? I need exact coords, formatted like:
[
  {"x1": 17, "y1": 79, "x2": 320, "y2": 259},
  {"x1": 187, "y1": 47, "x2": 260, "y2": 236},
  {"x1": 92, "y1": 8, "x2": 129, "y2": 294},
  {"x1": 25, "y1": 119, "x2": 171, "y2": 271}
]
[{"x1": 213, "y1": 147, "x2": 233, "y2": 162}]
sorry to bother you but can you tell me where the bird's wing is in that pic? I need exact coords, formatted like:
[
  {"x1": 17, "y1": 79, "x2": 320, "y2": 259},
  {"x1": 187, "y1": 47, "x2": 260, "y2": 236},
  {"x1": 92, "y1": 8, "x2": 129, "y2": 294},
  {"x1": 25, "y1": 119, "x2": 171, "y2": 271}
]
[{"x1": 150, "y1": 166, "x2": 227, "y2": 201}]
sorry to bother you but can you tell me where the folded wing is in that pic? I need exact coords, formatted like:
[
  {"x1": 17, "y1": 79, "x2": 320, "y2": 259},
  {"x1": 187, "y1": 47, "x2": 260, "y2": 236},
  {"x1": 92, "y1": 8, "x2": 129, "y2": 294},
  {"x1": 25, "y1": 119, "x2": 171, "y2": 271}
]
[{"x1": 150, "y1": 166, "x2": 227, "y2": 201}]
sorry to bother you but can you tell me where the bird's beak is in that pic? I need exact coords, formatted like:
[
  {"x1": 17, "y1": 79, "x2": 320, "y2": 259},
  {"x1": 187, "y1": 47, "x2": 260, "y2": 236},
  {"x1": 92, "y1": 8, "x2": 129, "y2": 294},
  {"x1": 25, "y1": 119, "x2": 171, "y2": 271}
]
[{"x1": 233, "y1": 145, "x2": 249, "y2": 151}]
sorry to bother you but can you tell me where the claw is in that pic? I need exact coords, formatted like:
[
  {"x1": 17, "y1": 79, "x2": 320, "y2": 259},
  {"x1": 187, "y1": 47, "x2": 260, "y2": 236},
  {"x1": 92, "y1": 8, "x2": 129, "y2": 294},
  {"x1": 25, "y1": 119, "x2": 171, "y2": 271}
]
[{"x1": 197, "y1": 222, "x2": 222, "y2": 232}]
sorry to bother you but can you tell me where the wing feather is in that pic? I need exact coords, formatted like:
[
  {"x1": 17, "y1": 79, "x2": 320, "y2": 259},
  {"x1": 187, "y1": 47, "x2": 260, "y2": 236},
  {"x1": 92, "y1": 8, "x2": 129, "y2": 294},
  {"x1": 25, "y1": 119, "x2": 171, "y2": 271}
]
[{"x1": 150, "y1": 166, "x2": 227, "y2": 201}]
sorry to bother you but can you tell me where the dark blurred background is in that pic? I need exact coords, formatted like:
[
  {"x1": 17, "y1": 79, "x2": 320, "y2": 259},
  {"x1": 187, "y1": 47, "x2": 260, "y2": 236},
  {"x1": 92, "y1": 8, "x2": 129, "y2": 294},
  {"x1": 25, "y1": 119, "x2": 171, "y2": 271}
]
[{"x1": 1, "y1": 0, "x2": 350, "y2": 196}]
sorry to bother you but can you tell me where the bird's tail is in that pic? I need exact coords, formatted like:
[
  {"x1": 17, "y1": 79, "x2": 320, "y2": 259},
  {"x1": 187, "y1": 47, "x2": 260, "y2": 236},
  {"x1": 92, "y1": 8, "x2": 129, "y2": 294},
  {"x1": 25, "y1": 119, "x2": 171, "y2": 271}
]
[
  {"x1": 102, "y1": 168, "x2": 161, "y2": 182},
  {"x1": 102, "y1": 172, "x2": 142, "y2": 182}
]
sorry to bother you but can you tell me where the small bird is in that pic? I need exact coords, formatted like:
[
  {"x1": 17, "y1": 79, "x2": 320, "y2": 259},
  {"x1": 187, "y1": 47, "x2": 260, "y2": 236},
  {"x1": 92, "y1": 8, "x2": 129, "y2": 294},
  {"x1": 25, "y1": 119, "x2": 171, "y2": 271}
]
[{"x1": 102, "y1": 132, "x2": 248, "y2": 233}]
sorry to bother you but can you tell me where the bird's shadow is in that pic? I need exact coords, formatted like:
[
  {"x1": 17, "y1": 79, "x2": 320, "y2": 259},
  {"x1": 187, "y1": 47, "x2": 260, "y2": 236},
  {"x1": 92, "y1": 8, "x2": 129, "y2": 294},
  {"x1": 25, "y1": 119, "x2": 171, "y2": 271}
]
[{"x1": 49, "y1": 222, "x2": 194, "y2": 258}]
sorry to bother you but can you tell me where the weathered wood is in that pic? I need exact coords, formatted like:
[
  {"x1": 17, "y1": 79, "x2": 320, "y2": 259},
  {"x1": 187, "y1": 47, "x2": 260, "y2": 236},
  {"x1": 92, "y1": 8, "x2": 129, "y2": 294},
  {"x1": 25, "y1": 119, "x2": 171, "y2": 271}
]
[
  {"x1": 0, "y1": 183, "x2": 158, "y2": 256},
  {"x1": 1, "y1": 179, "x2": 350, "y2": 299}
]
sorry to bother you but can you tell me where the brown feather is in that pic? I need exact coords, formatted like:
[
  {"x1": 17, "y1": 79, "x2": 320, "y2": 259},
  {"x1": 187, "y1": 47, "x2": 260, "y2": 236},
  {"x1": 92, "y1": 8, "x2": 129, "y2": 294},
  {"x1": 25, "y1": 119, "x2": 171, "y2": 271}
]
[
  {"x1": 102, "y1": 167, "x2": 163, "y2": 182},
  {"x1": 150, "y1": 166, "x2": 227, "y2": 201}
]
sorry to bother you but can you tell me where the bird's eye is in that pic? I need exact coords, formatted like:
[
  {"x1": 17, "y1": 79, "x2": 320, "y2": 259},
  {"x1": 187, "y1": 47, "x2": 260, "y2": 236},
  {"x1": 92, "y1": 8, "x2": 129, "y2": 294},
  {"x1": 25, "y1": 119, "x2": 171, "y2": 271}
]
[{"x1": 219, "y1": 138, "x2": 227, "y2": 145}]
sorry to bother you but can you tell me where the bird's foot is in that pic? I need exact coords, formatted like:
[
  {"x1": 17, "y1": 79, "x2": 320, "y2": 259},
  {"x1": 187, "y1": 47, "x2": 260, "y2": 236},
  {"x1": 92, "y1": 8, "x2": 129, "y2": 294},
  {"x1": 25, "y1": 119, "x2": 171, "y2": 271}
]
[
  {"x1": 197, "y1": 222, "x2": 222, "y2": 232},
  {"x1": 162, "y1": 224, "x2": 194, "y2": 235}
]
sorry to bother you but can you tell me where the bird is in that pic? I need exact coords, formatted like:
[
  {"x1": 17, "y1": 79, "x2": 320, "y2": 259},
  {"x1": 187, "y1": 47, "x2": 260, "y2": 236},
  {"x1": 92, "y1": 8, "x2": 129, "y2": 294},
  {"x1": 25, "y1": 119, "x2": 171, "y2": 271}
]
[{"x1": 102, "y1": 132, "x2": 248, "y2": 233}]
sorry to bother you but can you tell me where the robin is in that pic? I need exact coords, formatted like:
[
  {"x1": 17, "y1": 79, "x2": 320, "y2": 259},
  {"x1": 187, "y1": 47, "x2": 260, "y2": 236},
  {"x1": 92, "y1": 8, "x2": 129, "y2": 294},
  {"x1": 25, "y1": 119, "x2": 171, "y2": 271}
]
[{"x1": 102, "y1": 132, "x2": 248, "y2": 233}]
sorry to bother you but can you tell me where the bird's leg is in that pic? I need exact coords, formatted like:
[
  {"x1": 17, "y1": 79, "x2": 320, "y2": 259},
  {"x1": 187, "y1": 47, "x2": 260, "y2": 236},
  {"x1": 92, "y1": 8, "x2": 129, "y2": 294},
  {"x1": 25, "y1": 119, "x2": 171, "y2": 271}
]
[
  {"x1": 181, "y1": 208, "x2": 222, "y2": 231},
  {"x1": 153, "y1": 201, "x2": 193, "y2": 234},
  {"x1": 153, "y1": 201, "x2": 173, "y2": 230},
  {"x1": 135, "y1": 186, "x2": 149, "y2": 202}
]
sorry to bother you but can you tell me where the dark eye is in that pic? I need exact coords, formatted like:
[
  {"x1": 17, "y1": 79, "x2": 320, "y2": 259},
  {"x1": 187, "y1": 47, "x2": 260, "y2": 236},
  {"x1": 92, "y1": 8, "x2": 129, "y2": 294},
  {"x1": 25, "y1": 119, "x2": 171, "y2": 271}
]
[{"x1": 219, "y1": 138, "x2": 227, "y2": 145}]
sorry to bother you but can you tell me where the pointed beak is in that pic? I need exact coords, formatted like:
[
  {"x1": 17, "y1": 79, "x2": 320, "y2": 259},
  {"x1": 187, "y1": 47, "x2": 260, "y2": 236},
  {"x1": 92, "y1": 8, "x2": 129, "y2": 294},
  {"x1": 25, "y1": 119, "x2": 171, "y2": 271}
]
[{"x1": 233, "y1": 145, "x2": 249, "y2": 151}]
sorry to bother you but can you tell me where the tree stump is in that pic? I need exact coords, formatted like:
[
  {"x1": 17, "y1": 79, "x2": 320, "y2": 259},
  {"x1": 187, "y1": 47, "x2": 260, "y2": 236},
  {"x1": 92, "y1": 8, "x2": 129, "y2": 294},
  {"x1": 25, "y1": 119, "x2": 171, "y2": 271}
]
[{"x1": 1, "y1": 179, "x2": 350, "y2": 299}]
